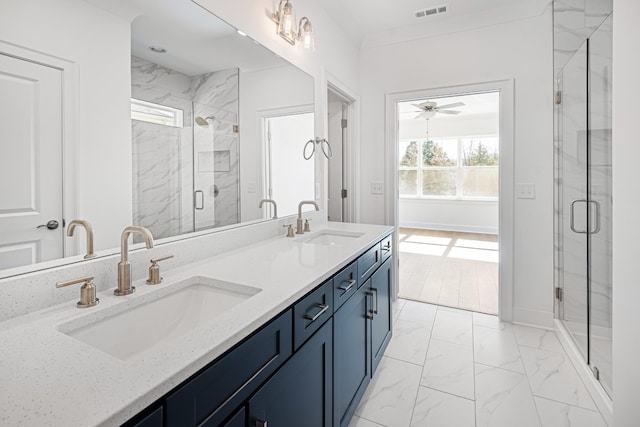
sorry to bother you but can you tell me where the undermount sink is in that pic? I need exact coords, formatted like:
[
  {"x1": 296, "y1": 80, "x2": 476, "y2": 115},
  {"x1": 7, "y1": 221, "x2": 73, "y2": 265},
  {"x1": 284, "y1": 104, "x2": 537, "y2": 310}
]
[
  {"x1": 58, "y1": 276, "x2": 261, "y2": 360},
  {"x1": 302, "y1": 230, "x2": 364, "y2": 246}
]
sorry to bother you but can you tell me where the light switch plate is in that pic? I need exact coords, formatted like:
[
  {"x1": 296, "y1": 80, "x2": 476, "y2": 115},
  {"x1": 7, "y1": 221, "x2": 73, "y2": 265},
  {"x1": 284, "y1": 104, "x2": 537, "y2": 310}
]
[
  {"x1": 371, "y1": 182, "x2": 384, "y2": 195},
  {"x1": 247, "y1": 182, "x2": 257, "y2": 193},
  {"x1": 516, "y1": 183, "x2": 536, "y2": 199}
]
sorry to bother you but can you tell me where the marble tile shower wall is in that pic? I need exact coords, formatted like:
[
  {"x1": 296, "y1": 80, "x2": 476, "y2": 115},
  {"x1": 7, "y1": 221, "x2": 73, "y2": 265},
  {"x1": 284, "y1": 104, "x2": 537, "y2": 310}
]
[
  {"x1": 130, "y1": 57, "x2": 240, "y2": 237},
  {"x1": 192, "y1": 69, "x2": 240, "y2": 228}
]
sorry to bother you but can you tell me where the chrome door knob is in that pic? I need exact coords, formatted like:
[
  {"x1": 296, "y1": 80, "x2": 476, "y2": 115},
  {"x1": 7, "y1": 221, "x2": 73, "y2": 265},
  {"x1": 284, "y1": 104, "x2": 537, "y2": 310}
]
[{"x1": 37, "y1": 220, "x2": 59, "y2": 230}]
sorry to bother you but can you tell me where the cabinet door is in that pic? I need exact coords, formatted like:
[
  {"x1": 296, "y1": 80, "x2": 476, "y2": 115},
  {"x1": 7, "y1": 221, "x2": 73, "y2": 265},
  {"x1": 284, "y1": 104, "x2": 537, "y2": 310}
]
[
  {"x1": 370, "y1": 257, "x2": 393, "y2": 375},
  {"x1": 333, "y1": 285, "x2": 371, "y2": 427},
  {"x1": 248, "y1": 319, "x2": 333, "y2": 427}
]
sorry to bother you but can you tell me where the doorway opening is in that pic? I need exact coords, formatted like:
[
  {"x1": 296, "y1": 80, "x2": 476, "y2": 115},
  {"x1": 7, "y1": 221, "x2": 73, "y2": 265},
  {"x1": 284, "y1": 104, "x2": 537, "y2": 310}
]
[
  {"x1": 327, "y1": 85, "x2": 355, "y2": 222},
  {"x1": 396, "y1": 91, "x2": 500, "y2": 314}
]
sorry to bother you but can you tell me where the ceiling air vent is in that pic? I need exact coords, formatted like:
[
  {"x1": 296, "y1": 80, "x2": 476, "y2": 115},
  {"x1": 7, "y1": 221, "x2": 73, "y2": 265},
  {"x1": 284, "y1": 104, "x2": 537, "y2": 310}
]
[{"x1": 414, "y1": 3, "x2": 449, "y2": 19}]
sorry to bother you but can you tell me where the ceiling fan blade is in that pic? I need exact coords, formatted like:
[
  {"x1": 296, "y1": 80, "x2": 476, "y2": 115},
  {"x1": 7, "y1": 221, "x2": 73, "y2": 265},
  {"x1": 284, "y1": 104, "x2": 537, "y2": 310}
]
[
  {"x1": 437, "y1": 110, "x2": 461, "y2": 115},
  {"x1": 411, "y1": 104, "x2": 426, "y2": 110},
  {"x1": 436, "y1": 102, "x2": 465, "y2": 109},
  {"x1": 414, "y1": 112, "x2": 431, "y2": 119}
]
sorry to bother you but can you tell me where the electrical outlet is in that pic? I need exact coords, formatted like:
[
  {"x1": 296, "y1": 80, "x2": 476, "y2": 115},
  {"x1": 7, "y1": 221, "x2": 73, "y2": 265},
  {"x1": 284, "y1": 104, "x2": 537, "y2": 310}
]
[
  {"x1": 247, "y1": 182, "x2": 257, "y2": 193},
  {"x1": 516, "y1": 183, "x2": 536, "y2": 199},
  {"x1": 371, "y1": 182, "x2": 384, "y2": 195}
]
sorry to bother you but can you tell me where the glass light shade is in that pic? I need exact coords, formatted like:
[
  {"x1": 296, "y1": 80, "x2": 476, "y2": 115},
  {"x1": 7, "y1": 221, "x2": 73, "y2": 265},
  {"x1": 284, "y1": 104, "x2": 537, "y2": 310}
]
[
  {"x1": 299, "y1": 18, "x2": 314, "y2": 50},
  {"x1": 278, "y1": 1, "x2": 296, "y2": 45}
]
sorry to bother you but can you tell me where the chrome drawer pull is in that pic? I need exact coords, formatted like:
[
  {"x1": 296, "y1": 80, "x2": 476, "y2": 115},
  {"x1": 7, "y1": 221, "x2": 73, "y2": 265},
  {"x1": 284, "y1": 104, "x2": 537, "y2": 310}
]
[
  {"x1": 366, "y1": 291, "x2": 374, "y2": 320},
  {"x1": 338, "y1": 279, "x2": 356, "y2": 292},
  {"x1": 304, "y1": 303, "x2": 329, "y2": 322},
  {"x1": 256, "y1": 419, "x2": 268, "y2": 427},
  {"x1": 371, "y1": 287, "x2": 379, "y2": 314}
]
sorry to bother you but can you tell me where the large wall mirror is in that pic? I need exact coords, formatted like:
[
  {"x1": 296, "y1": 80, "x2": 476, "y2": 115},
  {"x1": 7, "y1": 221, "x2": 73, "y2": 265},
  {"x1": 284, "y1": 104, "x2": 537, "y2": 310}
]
[{"x1": 0, "y1": 0, "x2": 315, "y2": 278}]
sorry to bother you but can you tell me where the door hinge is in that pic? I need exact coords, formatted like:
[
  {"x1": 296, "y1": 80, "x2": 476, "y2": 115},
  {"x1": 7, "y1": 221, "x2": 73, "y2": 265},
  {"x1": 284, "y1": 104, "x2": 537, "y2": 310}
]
[
  {"x1": 555, "y1": 91, "x2": 562, "y2": 105},
  {"x1": 592, "y1": 366, "x2": 600, "y2": 380},
  {"x1": 233, "y1": 124, "x2": 239, "y2": 133},
  {"x1": 341, "y1": 118, "x2": 348, "y2": 129},
  {"x1": 341, "y1": 189, "x2": 347, "y2": 198},
  {"x1": 555, "y1": 287, "x2": 563, "y2": 301}
]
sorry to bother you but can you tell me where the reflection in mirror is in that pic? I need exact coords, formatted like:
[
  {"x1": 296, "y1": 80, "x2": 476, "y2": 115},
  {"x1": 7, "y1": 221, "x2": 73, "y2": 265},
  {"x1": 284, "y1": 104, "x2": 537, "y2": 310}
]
[{"x1": 0, "y1": 0, "x2": 314, "y2": 276}]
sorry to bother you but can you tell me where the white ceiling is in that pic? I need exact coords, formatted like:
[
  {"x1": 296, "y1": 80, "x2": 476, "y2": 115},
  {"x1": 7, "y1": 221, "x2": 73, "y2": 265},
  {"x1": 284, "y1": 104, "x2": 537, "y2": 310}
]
[
  {"x1": 92, "y1": 0, "x2": 286, "y2": 76},
  {"x1": 319, "y1": 0, "x2": 538, "y2": 45}
]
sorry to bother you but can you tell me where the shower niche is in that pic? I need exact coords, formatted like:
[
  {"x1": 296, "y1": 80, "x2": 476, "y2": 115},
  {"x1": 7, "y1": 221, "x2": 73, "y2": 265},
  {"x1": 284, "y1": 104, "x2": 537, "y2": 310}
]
[{"x1": 554, "y1": 1, "x2": 613, "y2": 398}]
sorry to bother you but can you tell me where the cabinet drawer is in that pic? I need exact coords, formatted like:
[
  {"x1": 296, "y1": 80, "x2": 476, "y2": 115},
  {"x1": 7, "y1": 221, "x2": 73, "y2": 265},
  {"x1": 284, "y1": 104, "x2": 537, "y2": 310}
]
[
  {"x1": 294, "y1": 279, "x2": 333, "y2": 350},
  {"x1": 380, "y1": 234, "x2": 392, "y2": 262},
  {"x1": 165, "y1": 310, "x2": 293, "y2": 427},
  {"x1": 357, "y1": 243, "x2": 381, "y2": 287},
  {"x1": 333, "y1": 260, "x2": 358, "y2": 312}
]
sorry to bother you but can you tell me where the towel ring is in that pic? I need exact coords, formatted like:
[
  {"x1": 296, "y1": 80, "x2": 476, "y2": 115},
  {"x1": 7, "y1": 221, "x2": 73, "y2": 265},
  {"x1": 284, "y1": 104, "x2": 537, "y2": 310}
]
[{"x1": 303, "y1": 137, "x2": 333, "y2": 160}]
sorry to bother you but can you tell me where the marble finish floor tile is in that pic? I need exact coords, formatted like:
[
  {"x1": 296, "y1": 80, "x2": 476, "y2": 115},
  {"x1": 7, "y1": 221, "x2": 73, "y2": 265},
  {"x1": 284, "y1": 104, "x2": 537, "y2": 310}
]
[
  {"x1": 396, "y1": 299, "x2": 437, "y2": 326},
  {"x1": 348, "y1": 416, "x2": 385, "y2": 427},
  {"x1": 431, "y1": 308, "x2": 473, "y2": 348},
  {"x1": 472, "y1": 312, "x2": 507, "y2": 330},
  {"x1": 513, "y1": 324, "x2": 564, "y2": 353},
  {"x1": 473, "y1": 324, "x2": 525, "y2": 373},
  {"x1": 475, "y1": 364, "x2": 541, "y2": 427},
  {"x1": 520, "y1": 346, "x2": 597, "y2": 410},
  {"x1": 534, "y1": 397, "x2": 608, "y2": 427},
  {"x1": 410, "y1": 387, "x2": 475, "y2": 427},
  {"x1": 421, "y1": 339, "x2": 474, "y2": 399},
  {"x1": 344, "y1": 298, "x2": 609, "y2": 427},
  {"x1": 355, "y1": 356, "x2": 422, "y2": 427},
  {"x1": 385, "y1": 319, "x2": 431, "y2": 365}
]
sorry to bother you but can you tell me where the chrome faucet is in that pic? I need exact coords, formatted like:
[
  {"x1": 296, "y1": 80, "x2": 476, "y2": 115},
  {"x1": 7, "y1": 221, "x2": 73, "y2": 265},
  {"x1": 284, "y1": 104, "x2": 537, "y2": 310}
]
[
  {"x1": 67, "y1": 219, "x2": 96, "y2": 259},
  {"x1": 259, "y1": 198, "x2": 278, "y2": 219},
  {"x1": 297, "y1": 200, "x2": 319, "y2": 234},
  {"x1": 115, "y1": 226, "x2": 154, "y2": 296}
]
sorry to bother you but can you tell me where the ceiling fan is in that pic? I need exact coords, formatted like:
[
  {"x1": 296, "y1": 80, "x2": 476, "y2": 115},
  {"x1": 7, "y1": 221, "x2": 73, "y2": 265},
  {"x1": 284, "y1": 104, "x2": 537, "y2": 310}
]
[{"x1": 412, "y1": 101, "x2": 465, "y2": 120}]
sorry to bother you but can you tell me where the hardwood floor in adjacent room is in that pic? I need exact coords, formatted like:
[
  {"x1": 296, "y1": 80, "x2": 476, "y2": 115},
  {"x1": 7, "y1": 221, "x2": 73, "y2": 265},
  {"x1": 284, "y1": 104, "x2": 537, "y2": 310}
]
[{"x1": 398, "y1": 228, "x2": 498, "y2": 315}]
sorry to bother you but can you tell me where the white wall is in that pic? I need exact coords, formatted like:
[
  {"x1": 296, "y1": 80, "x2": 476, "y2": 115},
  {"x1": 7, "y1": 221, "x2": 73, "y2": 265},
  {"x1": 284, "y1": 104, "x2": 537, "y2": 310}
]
[
  {"x1": 239, "y1": 65, "x2": 314, "y2": 221},
  {"x1": 359, "y1": 8, "x2": 554, "y2": 326},
  {"x1": 400, "y1": 199, "x2": 498, "y2": 234},
  {"x1": 0, "y1": 0, "x2": 132, "y2": 253},
  {"x1": 612, "y1": 0, "x2": 640, "y2": 423}
]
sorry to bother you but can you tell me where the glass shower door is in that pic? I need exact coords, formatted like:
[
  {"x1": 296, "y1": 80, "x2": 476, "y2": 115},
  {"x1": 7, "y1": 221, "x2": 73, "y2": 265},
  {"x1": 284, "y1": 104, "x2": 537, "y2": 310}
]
[
  {"x1": 587, "y1": 14, "x2": 613, "y2": 397},
  {"x1": 559, "y1": 41, "x2": 589, "y2": 361}
]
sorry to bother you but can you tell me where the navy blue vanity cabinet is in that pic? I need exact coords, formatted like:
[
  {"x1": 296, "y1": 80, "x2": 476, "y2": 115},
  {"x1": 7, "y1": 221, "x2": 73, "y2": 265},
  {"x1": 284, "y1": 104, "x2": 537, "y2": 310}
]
[
  {"x1": 293, "y1": 279, "x2": 333, "y2": 350},
  {"x1": 332, "y1": 260, "x2": 358, "y2": 312},
  {"x1": 357, "y1": 243, "x2": 381, "y2": 287},
  {"x1": 164, "y1": 310, "x2": 292, "y2": 427},
  {"x1": 333, "y1": 283, "x2": 371, "y2": 427},
  {"x1": 370, "y1": 256, "x2": 393, "y2": 374},
  {"x1": 124, "y1": 405, "x2": 163, "y2": 427},
  {"x1": 248, "y1": 318, "x2": 333, "y2": 427}
]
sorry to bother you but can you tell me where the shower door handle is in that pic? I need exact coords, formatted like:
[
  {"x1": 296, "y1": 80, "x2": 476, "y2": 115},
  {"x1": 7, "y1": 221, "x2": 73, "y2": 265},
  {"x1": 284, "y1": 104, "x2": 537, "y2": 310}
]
[
  {"x1": 194, "y1": 190, "x2": 204, "y2": 210},
  {"x1": 570, "y1": 199, "x2": 588, "y2": 234},
  {"x1": 588, "y1": 200, "x2": 601, "y2": 234}
]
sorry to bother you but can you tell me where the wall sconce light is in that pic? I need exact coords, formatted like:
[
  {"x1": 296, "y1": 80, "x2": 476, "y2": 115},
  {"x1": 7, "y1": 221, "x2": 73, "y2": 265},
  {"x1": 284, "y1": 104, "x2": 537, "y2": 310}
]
[{"x1": 272, "y1": 0, "x2": 315, "y2": 50}]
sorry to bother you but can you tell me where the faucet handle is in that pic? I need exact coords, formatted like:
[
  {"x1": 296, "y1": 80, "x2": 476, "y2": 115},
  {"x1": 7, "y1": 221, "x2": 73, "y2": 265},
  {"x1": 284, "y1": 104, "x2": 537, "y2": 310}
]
[
  {"x1": 147, "y1": 255, "x2": 174, "y2": 285},
  {"x1": 304, "y1": 219, "x2": 312, "y2": 233},
  {"x1": 56, "y1": 276, "x2": 100, "y2": 308},
  {"x1": 283, "y1": 224, "x2": 294, "y2": 238}
]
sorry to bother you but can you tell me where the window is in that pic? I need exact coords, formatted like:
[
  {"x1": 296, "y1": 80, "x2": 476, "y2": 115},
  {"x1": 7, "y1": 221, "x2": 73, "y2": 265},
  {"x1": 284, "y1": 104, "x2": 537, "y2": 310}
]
[
  {"x1": 399, "y1": 136, "x2": 498, "y2": 199},
  {"x1": 131, "y1": 98, "x2": 183, "y2": 128}
]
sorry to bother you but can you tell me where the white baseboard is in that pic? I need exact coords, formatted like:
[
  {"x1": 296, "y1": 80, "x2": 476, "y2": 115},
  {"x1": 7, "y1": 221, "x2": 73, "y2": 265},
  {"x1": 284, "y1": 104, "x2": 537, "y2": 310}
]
[
  {"x1": 512, "y1": 307, "x2": 555, "y2": 329},
  {"x1": 555, "y1": 320, "x2": 613, "y2": 426},
  {"x1": 399, "y1": 221, "x2": 498, "y2": 235}
]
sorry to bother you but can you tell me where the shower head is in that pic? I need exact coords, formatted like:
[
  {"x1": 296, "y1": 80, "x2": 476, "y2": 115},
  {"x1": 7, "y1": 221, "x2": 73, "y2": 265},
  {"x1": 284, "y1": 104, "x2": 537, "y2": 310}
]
[{"x1": 195, "y1": 116, "x2": 215, "y2": 126}]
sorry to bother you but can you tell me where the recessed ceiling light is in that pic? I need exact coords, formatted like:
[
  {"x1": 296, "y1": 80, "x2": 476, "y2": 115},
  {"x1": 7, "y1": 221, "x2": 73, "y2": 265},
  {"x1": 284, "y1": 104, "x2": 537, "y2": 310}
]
[
  {"x1": 149, "y1": 46, "x2": 166, "y2": 53},
  {"x1": 237, "y1": 29, "x2": 247, "y2": 36}
]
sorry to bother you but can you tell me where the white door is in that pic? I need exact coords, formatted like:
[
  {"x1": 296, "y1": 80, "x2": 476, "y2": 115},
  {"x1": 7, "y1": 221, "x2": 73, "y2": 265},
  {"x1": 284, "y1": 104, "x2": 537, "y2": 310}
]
[
  {"x1": 265, "y1": 113, "x2": 315, "y2": 218},
  {"x1": 0, "y1": 53, "x2": 63, "y2": 270}
]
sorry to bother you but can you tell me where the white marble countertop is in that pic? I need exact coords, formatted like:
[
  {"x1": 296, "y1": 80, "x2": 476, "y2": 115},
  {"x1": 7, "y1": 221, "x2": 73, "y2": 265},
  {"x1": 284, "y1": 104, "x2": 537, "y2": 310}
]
[{"x1": 0, "y1": 222, "x2": 393, "y2": 427}]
